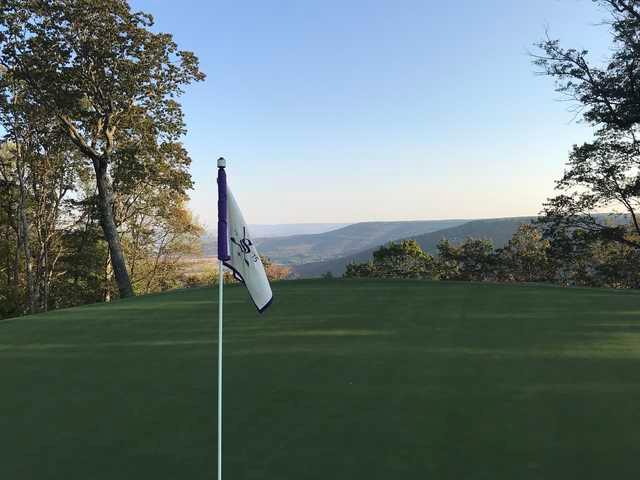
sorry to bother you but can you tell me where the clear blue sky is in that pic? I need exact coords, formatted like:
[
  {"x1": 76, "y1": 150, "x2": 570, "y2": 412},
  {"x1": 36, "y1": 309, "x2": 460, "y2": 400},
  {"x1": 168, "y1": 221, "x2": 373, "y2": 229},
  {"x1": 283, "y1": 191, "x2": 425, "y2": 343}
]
[{"x1": 132, "y1": 0, "x2": 612, "y2": 228}]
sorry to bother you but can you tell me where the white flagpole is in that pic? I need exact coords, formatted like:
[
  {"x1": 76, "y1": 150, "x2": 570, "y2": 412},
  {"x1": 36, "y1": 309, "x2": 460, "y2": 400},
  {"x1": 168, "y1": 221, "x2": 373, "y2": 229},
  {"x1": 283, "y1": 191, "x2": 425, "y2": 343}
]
[
  {"x1": 217, "y1": 156, "x2": 227, "y2": 480},
  {"x1": 218, "y1": 258, "x2": 223, "y2": 480}
]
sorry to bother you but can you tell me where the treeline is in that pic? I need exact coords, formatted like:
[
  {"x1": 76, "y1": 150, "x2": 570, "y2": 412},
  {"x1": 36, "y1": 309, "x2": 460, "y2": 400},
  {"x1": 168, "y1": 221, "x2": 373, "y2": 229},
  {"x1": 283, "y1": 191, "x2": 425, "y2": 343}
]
[
  {"x1": 344, "y1": 223, "x2": 640, "y2": 288},
  {"x1": 0, "y1": 1, "x2": 204, "y2": 318},
  {"x1": 348, "y1": 0, "x2": 640, "y2": 288}
]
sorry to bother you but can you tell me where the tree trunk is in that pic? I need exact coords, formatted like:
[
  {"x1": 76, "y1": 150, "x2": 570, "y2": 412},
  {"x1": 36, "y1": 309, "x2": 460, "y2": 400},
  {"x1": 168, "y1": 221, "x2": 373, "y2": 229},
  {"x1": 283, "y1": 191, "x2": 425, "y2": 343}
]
[
  {"x1": 16, "y1": 160, "x2": 36, "y2": 314},
  {"x1": 93, "y1": 158, "x2": 133, "y2": 298},
  {"x1": 40, "y1": 246, "x2": 49, "y2": 312},
  {"x1": 17, "y1": 200, "x2": 35, "y2": 313},
  {"x1": 12, "y1": 228, "x2": 20, "y2": 302}
]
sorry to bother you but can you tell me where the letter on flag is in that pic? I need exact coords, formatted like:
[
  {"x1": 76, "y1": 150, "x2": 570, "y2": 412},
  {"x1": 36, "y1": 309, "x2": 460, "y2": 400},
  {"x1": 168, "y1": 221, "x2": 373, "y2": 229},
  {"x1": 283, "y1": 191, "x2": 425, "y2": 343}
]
[{"x1": 217, "y1": 165, "x2": 273, "y2": 312}]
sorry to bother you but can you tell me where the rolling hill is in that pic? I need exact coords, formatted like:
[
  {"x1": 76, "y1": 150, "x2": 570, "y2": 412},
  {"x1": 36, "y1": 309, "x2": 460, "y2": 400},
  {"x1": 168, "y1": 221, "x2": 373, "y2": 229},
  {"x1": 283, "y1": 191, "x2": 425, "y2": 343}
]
[
  {"x1": 248, "y1": 223, "x2": 348, "y2": 238},
  {"x1": 203, "y1": 219, "x2": 467, "y2": 263},
  {"x1": 2, "y1": 280, "x2": 639, "y2": 479},
  {"x1": 292, "y1": 217, "x2": 534, "y2": 277},
  {"x1": 253, "y1": 219, "x2": 468, "y2": 264}
]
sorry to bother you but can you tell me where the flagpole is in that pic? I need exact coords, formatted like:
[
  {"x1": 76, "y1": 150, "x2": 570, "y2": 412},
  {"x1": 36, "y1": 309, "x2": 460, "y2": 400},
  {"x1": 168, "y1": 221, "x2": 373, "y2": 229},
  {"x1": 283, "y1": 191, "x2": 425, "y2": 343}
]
[
  {"x1": 216, "y1": 156, "x2": 227, "y2": 480},
  {"x1": 218, "y1": 258, "x2": 223, "y2": 480}
]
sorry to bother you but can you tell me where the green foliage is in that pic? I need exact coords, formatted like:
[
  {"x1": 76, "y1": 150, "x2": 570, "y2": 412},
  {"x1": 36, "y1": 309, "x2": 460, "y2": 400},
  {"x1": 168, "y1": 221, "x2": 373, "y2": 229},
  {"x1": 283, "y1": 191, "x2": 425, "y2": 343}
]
[
  {"x1": 344, "y1": 261, "x2": 375, "y2": 278},
  {"x1": 342, "y1": 220, "x2": 640, "y2": 290},
  {"x1": 534, "y1": 1, "x2": 640, "y2": 251},
  {"x1": 0, "y1": 161, "x2": 20, "y2": 317},
  {"x1": 0, "y1": 0, "x2": 206, "y2": 317},
  {"x1": 0, "y1": 0, "x2": 205, "y2": 298},
  {"x1": 434, "y1": 239, "x2": 460, "y2": 280},
  {"x1": 436, "y1": 238, "x2": 495, "y2": 281},
  {"x1": 593, "y1": 239, "x2": 640, "y2": 288},
  {"x1": 0, "y1": 0, "x2": 205, "y2": 147},
  {"x1": 372, "y1": 240, "x2": 435, "y2": 278},
  {"x1": 546, "y1": 226, "x2": 640, "y2": 289},
  {"x1": 125, "y1": 199, "x2": 204, "y2": 295},
  {"x1": 345, "y1": 240, "x2": 435, "y2": 279},
  {"x1": 496, "y1": 224, "x2": 553, "y2": 283},
  {"x1": 52, "y1": 226, "x2": 112, "y2": 309}
]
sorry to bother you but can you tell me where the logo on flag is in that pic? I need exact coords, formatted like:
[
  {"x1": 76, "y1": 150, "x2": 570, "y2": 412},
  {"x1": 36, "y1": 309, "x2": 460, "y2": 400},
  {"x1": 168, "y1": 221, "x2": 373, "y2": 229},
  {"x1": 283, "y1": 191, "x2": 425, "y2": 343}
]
[{"x1": 230, "y1": 227, "x2": 259, "y2": 267}]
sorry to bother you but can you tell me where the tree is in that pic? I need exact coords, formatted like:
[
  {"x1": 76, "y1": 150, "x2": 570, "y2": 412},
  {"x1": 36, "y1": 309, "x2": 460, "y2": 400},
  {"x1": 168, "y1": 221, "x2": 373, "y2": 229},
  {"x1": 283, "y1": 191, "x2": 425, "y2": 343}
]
[
  {"x1": 0, "y1": 145, "x2": 22, "y2": 317},
  {"x1": 534, "y1": 1, "x2": 640, "y2": 253},
  {"x1": 436, "y1": 238, "x2": 495, "y2": 281},
  {"x1": 124, "y1": 198, "x2": 204, "y2": 294},
  {"x1": 344, "y1": 261, "x2": 375, "y2": 278},
  {"x1": 51, "y1": 223, "x2": 111, "y2": 309},
  {"x1": 260, "y1": 256, "x2": 291, "y2": 282},
  {"x1": 373, "y1": 240, "x2": 435, "y2": 278},
  {"x1": 593, "y1": 235, "x2": 640, "y2": 288},
  {"x1": 545, "y1": 225, "x2": 640, "y2": 288},
  {"x1": 344, "y1": 240, "x2": 435, "y2": 279},
  {"x1": 496, "y1": 224, "x2": 553, "y2": 282},
  {"x1": 434, "y1": 239, "x2": 461, "y2": 280},
  {"x1": 0, "y1": 0, "x2": 204, "y2": 298}
]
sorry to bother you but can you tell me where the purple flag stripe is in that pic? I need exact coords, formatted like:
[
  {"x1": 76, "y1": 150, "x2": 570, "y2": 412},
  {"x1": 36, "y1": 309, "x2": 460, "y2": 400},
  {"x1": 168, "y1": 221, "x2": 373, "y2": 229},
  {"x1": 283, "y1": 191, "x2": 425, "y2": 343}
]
[{"x1": 217, "y1": 167, "x2": 230, "y2": 261}]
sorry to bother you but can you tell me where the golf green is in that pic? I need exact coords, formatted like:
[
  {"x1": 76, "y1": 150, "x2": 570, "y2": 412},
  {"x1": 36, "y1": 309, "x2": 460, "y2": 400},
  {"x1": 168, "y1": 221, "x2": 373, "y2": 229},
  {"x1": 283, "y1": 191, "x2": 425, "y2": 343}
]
[{"x1": 1, "y1": 279, "x2": 640, "y2": 479}]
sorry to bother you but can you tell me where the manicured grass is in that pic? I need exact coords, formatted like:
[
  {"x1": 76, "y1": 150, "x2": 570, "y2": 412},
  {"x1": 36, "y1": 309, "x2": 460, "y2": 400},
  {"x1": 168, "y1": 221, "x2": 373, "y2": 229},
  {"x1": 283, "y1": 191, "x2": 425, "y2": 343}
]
[{"x1": 1, "y1": 279, "x2": 640, "y2": 479}]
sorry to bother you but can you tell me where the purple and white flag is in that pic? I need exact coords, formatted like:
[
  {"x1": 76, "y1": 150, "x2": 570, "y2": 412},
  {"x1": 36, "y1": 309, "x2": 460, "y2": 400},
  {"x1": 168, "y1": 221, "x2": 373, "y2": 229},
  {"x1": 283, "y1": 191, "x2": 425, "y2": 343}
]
[{"x1": 217, "y1": 165, "x2": 273, "y2": 312}]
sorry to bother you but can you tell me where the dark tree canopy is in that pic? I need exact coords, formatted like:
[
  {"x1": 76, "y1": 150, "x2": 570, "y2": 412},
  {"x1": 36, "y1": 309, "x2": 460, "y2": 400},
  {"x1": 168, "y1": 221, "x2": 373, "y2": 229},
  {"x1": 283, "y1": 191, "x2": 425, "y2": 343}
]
[
  {"x1": 437, "y1": 238, "x2": 495, "y2": 282},
  {"x1": 534, "y1": 0, "x2": 640, "y2": 250},
  {"x1": 495, "y1": 224, "x2": 553, "y2": 283},
  {"x1": 345, "y1": 240, "x2": 435, "y2": 279}
]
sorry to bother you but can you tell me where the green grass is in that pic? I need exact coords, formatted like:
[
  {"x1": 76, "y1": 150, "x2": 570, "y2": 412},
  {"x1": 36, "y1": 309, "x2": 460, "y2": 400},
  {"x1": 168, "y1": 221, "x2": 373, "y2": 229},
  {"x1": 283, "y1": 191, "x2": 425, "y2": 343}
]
[{"x1": 2, "y1": 279, "x2": 640, "y2": 479}]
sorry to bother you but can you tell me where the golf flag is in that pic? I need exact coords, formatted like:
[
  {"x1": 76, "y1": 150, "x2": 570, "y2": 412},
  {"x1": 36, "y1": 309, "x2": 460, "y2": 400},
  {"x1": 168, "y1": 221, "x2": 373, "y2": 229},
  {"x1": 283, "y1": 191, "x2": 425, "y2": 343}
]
[{"x1": 217, "y1": 164, "x2": 273, "y2": 312}]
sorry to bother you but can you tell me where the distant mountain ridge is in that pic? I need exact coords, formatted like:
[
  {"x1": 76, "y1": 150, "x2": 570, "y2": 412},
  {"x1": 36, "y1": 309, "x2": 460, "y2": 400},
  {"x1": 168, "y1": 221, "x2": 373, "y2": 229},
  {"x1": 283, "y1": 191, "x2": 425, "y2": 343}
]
[
  {"x1": 201, "y1": 219, "x2": 468, "y2": 262},
  {"x1": 201, "y1": 214, "x2": 632, "y2": 273},
  {"x1": 248, "y1": 223, "x2": 348, "y2": 238},
  {"x1": 292, "y1": 217, "x2": 536, "y2": 278},
  {"x1": 253, "y1": 219, "x2": 468, "y2": 265}
]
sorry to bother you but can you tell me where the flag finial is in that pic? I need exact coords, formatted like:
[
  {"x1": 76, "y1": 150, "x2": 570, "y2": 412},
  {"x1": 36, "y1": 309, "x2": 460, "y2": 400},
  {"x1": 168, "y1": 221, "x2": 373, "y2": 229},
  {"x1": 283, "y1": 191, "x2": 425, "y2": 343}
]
[{"x1": 217, "y1": 157, "x2": 226, "y2": 168}]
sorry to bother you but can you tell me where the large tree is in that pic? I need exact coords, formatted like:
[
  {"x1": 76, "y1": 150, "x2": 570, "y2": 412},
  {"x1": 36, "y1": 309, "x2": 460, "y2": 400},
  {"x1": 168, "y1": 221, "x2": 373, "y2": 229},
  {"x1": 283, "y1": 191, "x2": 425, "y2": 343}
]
[
  {"x1": 344, "y1": 240, "x2": 435, "y2": 279},
  {"x1": 495, "y1": 224, "x2": 553, "y2": 283},
  {"x1": 0, "y1": 0, "x2": 204, "y2": 298},
  {"x1": 436, "y1": 238, "x2": 495, "y2": 281},
  {"x1": 534, "y1": 0, "x2": 640, "y2": 251}
]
